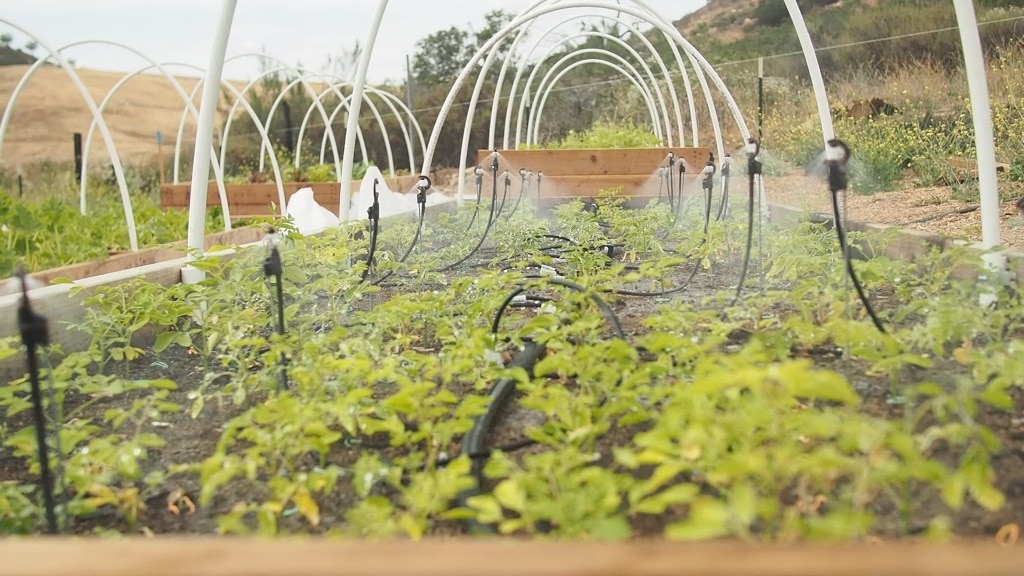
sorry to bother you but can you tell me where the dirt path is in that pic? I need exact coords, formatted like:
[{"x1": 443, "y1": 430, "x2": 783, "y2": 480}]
[{"x1": 764, "y1": 170, "x2": 1024, "y2": 251}]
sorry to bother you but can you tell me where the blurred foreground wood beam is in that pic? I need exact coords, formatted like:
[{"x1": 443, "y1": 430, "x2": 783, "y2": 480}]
[{"x1": 1, "y1": 539, "x2": 1022, "y2": 576}]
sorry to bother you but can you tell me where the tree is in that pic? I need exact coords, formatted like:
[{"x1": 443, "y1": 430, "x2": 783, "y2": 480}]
[
  {"x1": 411, "y1": 27, "x2": 475, "y2": 87},
  {"x1": 474, "y1": 9, "x2": 516, "y2": 64},
  {"x1": 0, "y1": 33, "x2": 13, "y2": 48}
]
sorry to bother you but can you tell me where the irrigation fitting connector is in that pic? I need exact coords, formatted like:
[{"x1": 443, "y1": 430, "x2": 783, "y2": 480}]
[
  {"x1": 368, "y1": 178, "x2": 380, "y2": 222},
  {"x1": 361, "y1": 179, "x2": 382, "y2": 282},
  {"x1": 825, "y1": 138, "x2": 850, "y2": 194},
  {"x1": 15, "y1": 264, "x2": 59, "y2": 534},
  {"x1": 746, "y1": 139, "x2": 762, "y2": 177},
  {"x1": 702, "y1": 154, "x2": 717, "y2": 192},
  {"x1": 717, "y1": 153, "x2": 733, "y2": 221},
  {"x1": 262, "y1": 227, "x2": 288, "y2": 389},
  {"x1": 416, "y1": 175, "x2": 431, "y2": 214},
  {"x1": 825, "y1": 138, "x2": 887, "y2": 334}
]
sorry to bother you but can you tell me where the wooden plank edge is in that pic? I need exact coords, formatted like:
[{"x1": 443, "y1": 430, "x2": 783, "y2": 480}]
[{"x1": 0, "y1": 538, "x2": 1020, "y2": 576}]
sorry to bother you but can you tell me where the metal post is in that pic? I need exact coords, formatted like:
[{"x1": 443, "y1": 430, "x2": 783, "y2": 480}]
[
  {"x1": 73, "y1": 132, "x2": 83, "y2": 185},
  {"x1": 757, "y1": 57, "x2": 764, "y2": 143}
]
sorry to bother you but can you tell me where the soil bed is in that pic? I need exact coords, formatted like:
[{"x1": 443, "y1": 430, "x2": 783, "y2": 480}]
[{"x1": 1, "y1": 189, "x2": 1021, "y2": 541}]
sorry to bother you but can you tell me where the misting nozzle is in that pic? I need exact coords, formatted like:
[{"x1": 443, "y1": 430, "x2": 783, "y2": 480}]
[
  {"x1": 825, "y1": 138, "x2": 850, "y2": 164},
  {"x1": 417, "y1": 175, "x2": 431, "y2": 191},
  {"x1": 825, "y1": 138, "x2": 851, "y2": 193},
  {"x1": 492, "y1": 149, "x2": 499, "y2": 171},
  {"x1": 519, "y1": 168, "x2": 527, "y2": 179},
  {"x1": 474, "y1": 165, "x2": 484, "y2": 177},
  {"x1": 263, "y1": 226, "x2": 281, "y2": 249},
  {"x1": 745, "y1": 138, "x2": 759, "y2": 158}
]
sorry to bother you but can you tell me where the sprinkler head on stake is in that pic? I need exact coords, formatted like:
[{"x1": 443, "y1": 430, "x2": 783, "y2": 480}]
[
  {"x1": 721, "y1": 154, "x2": 732, "y2": 175},
  {"x1": 263, "y1": 226, "x2": 281, "y2": 250},
  {"x1": 745, "y1": 138, "x2": 759, "y2": 158},
  {"x1": 474, "y1": 165, "x2": 484, "y2": 177},
  {"x1": 519, "y1": 168, "x2": 527, "y2": 180},
  {"x1": 745, "y1": 139, "x2": 762, "y2": 176},
  {"x1": 416, "y1": 175, "x2": 431, "y2": 206},
  {"x1": 825, "y1": 138, "x2": 851, "y2": 193}
]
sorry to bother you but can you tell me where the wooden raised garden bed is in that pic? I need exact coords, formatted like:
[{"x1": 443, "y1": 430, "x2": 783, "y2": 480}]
[
  {"x1": 159, "y1": 175, "x2": 422, "y2": 217},
  {"x1": 476, "y1": 147, "x2": 711, "y2": 205}
]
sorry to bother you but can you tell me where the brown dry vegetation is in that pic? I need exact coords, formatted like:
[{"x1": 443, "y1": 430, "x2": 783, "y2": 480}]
[{"x1": 0, "y1": 66, "x2": 246, "y2": 169}]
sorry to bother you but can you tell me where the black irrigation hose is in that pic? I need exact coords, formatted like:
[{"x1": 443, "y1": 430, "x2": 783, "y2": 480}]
[
  {"x1": 360, "y1": 179, "x2": 381, "y2": 282},
  {"x1": 437, "y1": 161, "x2": 501, "y2": 272},
  {"x1": 262, "y1": 235, "x2": 288, "y2": 391},
  {"x1": 457, "y1": 278, "x2": 626, "y2": 534},
  {"x1": 826, "y1": 139, "x2": 887, "y2": 334},
  {"x1": 494, "y1": 172, "x2": 512, "y2": 220},
  {"x1": 726, "y1": 140, "x2": 760, "y2": 309},
  {"x1": 506, "y1": 169, "x2": 529, "y2": 221},
  {"x1": 490, "y1": 277, "x2": 626, "y2": 340},
  {"x1": 456, "y1": 339, "x2": 546, "y2": 534},
  {"x1": 716, "y1": 155, "x2": 732, "y2": 221},
  {"x1": 666, "y1": 153, "x2": 677, "y2": 213},
  {"x1": 465, "y1": 167, "x2": 485, "y2": 232},
  {"x1": 16, "y1": 266, "x2": 59, "y2": 534},
  {"x1": 371, "y1": 178, "x2": 430, "y2": 286}
]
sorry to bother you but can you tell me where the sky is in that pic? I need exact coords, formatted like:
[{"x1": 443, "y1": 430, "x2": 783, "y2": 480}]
[{"x1": 2, "y1": 1, "x2": 708, "y2": 84}]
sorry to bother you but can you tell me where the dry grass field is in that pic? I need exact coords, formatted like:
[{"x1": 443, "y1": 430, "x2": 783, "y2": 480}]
[{"x1": 0, "y1": 65, "x2": 230, "y2": 170}]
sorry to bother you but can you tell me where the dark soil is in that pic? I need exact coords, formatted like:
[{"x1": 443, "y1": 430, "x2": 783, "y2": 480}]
[{"x1": 2, "y1": 209, "x2": 1022, "y2": 540}]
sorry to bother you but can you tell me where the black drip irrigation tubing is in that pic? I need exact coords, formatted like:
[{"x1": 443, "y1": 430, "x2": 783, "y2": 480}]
[
  {"x1": 725, "y1": 140, "x2": 761, "y2": 310},
  {"x1": 360, "y1": 179, "x2": 381, "y2": 282},
  {"x1": 437, "y1": 161, "x2": 501, "y2": 273},
  {"x1": 716, "y1": 155, "x2": 732, "y2": 221},
  {"x1": 454, "y1": 277, "x2": 626, "y2": 534},
  {"x1": 826, "y1": 139, "x2": 887, "y2": 334},
  {"x1": 370, "y1": 177, "x2": 430, "y2": 286},
  {"x1": 262, "y1": 231, "x2": 289, "y2": 390},
  {"x1": 506, "y1": 169, "x2": 530, "y2": 221},
  {"x1": 456, "y1": 339, "x2": 546, "y2": 534},
  {"x1": 465, "y1": 167, "x2": 485, "y2": 232},
  {"x1": 15, "y1": 265, "x2": 61, "y2": 534}
]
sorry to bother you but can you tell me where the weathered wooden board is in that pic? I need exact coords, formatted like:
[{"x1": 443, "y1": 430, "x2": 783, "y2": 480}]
[
  {"x1": 0, "y1": 539, "x2": 1022, "y2": 576},
  {"x1": 160, "y1": 175, "x2": 421, "y2": 216},
  {"x1": 476, "y1": 147, "x2": 712, "y2": 176}
]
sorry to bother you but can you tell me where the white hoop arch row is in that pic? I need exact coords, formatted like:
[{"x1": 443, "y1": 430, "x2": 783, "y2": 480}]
[
  {"x1": 454, "y1": 4, "x2": 696, "y2": 203},
  {"x1": 0, "y1": 21, "x2": 140, "y2": 250},
  {"x1": 516, "y1": 31, "x2": 674, "y2": 147},
  {"x1": 494, "y1": 13, "x2": 686, "y2": 150},
  {"x1": 169, "y1": 64, "x2": 293, "y2": 210},
  {"x1": 501, "y1": 0, "x2": 727, "y2": 163},
  {"x1": 525, "y1": 52, "x2": 665, "y2": 147},
  {"x1": 428, "y1": 0, "x2": 748, "y2": 202},
  {"x1": 529, "y1": 58, "x2": 659, "y2": 147},
  {"x1": 171, "y1": 56, "x2": 342, "y2": 190},
  {"x1": 218, "y1": 67, "x2": 349, "y2": 180},
  {"x1": 73, "y1": 55, "x2": 233, "y2": 231},
  {"x1": 213, "y1": 62, "x2": 343, "y2": 187},
  {"x1": 298, "y1": 80, "x2": 427, "y2": 177},
  {"x1": 779, "y1": 0, "x2": 1003, "y2": 290}
]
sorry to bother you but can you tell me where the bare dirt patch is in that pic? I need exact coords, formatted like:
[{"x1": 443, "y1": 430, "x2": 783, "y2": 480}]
[{"x1": 765, "y1": 170, "x2": 1024, "y2": 251}]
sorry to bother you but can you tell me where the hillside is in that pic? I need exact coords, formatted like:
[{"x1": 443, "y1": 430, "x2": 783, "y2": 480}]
[{"x1": 0, "y1": 65, "x2": 208, "y2": 170}]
